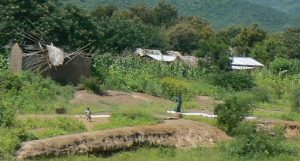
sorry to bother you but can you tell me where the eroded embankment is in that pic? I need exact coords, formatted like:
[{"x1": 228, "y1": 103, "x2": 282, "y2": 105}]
[{"x1": 16, "y1": 120, "x2": 230, "y2": 160}]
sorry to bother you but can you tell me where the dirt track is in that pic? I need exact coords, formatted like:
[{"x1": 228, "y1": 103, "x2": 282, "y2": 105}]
[{"x1": 16, "y1": 120, "x2": 231, "y2": 160}]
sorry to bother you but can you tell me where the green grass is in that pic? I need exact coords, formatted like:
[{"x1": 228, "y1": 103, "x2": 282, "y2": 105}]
[
  {"x1": 20, "y1": 117, "x2": 86, "y2": 139},
  {"x1": 93, "y1": 110, "x2": 162, "y2": 130}
]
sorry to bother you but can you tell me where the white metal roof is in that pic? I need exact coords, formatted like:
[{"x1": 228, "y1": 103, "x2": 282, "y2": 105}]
[{"x1": 231, "y1": 57, "x2": 264, "y2": 67}]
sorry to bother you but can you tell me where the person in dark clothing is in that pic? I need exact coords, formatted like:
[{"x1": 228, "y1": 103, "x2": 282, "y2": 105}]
[{"x1": 176, "y1": 95, "x2": 182, "y2": 112}]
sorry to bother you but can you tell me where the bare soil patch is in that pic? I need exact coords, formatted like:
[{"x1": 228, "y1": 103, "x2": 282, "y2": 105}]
[{"x1": 70, "y1": 90, "x2": 171, "y2": 106}]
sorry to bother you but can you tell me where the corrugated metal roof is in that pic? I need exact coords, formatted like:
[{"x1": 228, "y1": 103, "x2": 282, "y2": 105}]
[
  {"x1": 231, "y1": 57, "x2": 264, "y2": 67},
  {"x1": 232, "y1": 66, "x2": 256, "y2": 70}
]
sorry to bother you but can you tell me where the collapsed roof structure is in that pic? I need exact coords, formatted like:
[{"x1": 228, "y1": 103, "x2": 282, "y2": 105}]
[{"x1": 9, "y1": 28, "x2": 92, "y2": 84}]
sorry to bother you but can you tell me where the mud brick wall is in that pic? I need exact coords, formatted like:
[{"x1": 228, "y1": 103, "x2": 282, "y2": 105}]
[{"x1": 43, "y1": 55, "x2": 91, "y2": 85}]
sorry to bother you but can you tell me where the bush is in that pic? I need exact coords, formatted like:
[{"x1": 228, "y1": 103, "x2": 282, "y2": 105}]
[
  {"x1": 214, "y1": 95, "x2": 254, "y2": 135},
  {"x1": 211, "y1": 71, "x2": 255, "y2": 91},
  {"x1": 0, "y1": 52, "x2": 8, "y2": 71},
  {"x1": 79, "y1": 76, "x2": 106, "y2": 95},
  {"x1": 225, "y1": 123, "x2": 296, "y2": 157},
  {"x1": 0, "y1": 71, "x2": 74, "y2": 113},
  {"x1": 0, "y1": 105, "x2": 16, "y2": 127},
  {"x1": 253, "y1": 87, "x2": 271, "y2": 103},
  {"x1": 160, "y1": 77, "x2": 191, "y2": 100},
  {"x1": 269, "y1": 58, "x2": 300, "y2": 74},
  {"x1": 291, "y1": 87, "x2": 300, "y2": 112}
]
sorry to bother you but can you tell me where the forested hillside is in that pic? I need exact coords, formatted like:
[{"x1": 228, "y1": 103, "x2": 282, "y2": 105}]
[
  {"x1": 68, "y1": 0, "x2": 300, "y2": 31},
  {"x1": 248, "y1": 0, "x2": 300, "y2": 15}
]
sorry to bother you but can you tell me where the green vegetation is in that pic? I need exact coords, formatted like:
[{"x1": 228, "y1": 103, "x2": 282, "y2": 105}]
[
  {"x1": 226, "y1": 123, "x2": 296, "y2": 157},
  {"x1": 93, "y1": 110, "x2": 162, "y2": 130},
  {"x1": 68, "y1": 0, "x2": 300, "y2": 31},
  {"x1": 0, "y1": 71, "x2": 74, "y2": 113},
  {"x1": 0, "y1": 0, "x2": 300, "y2": 161},
  {"x1": 79, "y1": 76, "x2": 106, "y2": 95},
  {"x1": 248, "y1": 0, "x2": 300, "y2": 15},
  {"x1": 214, "y1": 95, "x2": 254, "y2": 134},
  {"x1": 21, "y1": 117, "x2": 86, "y2": 139}
]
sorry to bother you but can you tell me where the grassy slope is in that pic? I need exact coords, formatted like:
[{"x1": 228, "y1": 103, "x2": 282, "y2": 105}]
[{"x1": 67, "y1": 0, "x2": 300, "y2": 31}]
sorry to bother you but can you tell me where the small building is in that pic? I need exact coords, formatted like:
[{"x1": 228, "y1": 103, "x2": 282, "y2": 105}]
[{"x1": 231, "y1": 57, "x2": 264, "y2": 70}]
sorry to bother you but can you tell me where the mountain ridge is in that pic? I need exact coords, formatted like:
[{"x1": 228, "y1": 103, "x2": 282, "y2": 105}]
[{"x1": 67, "y1": 0, "x2": 300, "y2": 31}]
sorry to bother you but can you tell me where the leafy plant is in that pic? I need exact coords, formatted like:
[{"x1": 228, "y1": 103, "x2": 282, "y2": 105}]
[
  {"x1": 214, "y1": 95, "x2": 254, "y2": 135},
  {"x1": 79, "y1": 76, "x2": 106, "y2": 95},
  {"x1": 160, "y1": 77, "x2": 191, "y2": 100},
  {"x1": 0, "y1": 105, "x2": 16, "y2": 127},
  {"x1": 225, "y1": 122, "x2": 296, "y2": 157},
  {"x1": 211, "y1": 71, "x2": 255, "y2": 91}
]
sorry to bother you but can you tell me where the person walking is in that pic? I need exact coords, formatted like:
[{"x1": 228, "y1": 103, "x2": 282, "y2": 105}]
[{"x1": 85, "y1": 108, "x2": 92, "y2": 122}]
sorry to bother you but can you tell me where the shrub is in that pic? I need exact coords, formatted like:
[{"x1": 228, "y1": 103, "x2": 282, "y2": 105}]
[
  {"x1": 225, "y1": 123, "x2": 296, "y2": 157},
  {"x1": 211, "y1": 71, "x2": 255, "y2": 91},
  {"x1": 269, "y1": 58, "x2": 300, "y2": 74},
  {"x1": 0, "y1": 71, "x2": 74, "y2": 113},
  {"x1": 0, "y1": 105, "x2": 16, "y2": 127},
  {"x1": 0, "y1": 52, "x2": 8, "y2": 71},
  {"x1": 79, "y1": 76, "x2": 106, "y2": 95},
  {"x1": 291, "y1": 87, "x2": 300, "y2": 112},
  {"x1": 253, "y1": 87, "x2": 271, "y2": 103},
  {"x1": 214, "y1": 95, "x2": 254, "y2": 135},
  {"x1": 160, "y1": 77, "x2": 192, "y2": 100}
]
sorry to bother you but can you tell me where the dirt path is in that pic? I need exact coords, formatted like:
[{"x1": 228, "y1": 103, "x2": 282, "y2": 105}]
[{"x1": 70, "y1": 90, "x2": 172, "y2": 106}]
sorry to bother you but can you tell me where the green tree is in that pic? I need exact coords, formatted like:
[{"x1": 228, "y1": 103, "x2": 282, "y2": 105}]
[
  {"x1": 197, "y1": 36, "x2": 231, "y2": 70},
  {"x1": 153, "y1": 0, "x2": 178, "y2": 26},
  {"x1": 127, "y1": 4, "x2": 156, "y2": 25},
  {"x1": 96, "y1": 16, "x2": 165, "y2": 53},
  {"x1": 46, "y1": 5, "x2": 103, "y2": 51},
  {"x1": 0, "y1": 0, "x2": 61, "y2": 46},
  {"x1": 0, "y1": 0, "x2": 100, "y2": 51},
  {"x1": 214, "y1": 95, "x2": 254, "y2": 135},
  {"x1": 217, "y1": 26, "x2": 242, "y2": 46},
  {"x1": 91, "y1": 5, "x2": 117, "y2": 18},
  {"x1": 166, "y1": 17, "x2": 213, "y2": 53},
  {"x1": 234, "y1": 24, "x2": 267, "y2": 56},
  {"x1": 283, "y1": 27, "x2": 300, "y2": 59},
  {"x1": 250, "y1": 34, "x2": 287, "y2": 64}
]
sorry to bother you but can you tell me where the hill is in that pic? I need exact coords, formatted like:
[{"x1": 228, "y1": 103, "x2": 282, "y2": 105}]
[
  {"x1": 248, "y1": 0, "x2": 300, "y2": 15},
  {"x1": 67, "y1": 0, "x2": 300, "y2": 31}
]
